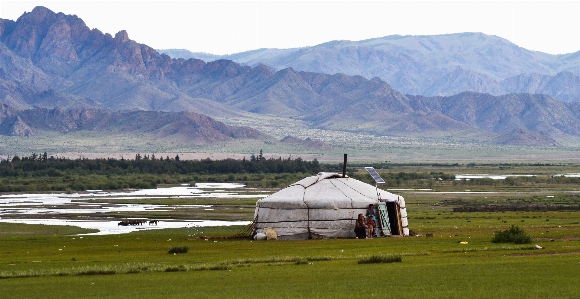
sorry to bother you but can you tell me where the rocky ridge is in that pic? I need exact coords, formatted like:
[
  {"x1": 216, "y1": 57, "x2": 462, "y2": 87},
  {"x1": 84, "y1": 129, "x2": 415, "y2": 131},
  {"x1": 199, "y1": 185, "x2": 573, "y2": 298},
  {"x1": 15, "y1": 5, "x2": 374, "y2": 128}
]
[
  {"x1": 492, "y1": 128, "x2": 559, "y2": 146},
  {"x1": 161, "y1": 33, "x2": 580, "y2": 102},
  {"x1": 0, "y1": 106, "x2": 269, "y2": 144},
  {"x1": 280, "y1": 136, "x2": 333, "y2": 150},
  {"x1": 0, "y1": 7, "x2": 577, "y2": 147}
]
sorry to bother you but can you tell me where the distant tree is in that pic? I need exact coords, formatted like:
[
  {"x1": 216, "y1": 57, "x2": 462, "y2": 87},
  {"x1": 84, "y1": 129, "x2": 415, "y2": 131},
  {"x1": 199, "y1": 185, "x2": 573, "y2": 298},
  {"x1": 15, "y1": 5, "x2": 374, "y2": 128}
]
[
  {"x1": 175, "y1": 154, "x2": 180, "y2": 161},
  {"x1": 312, "y1": 158, "x2": 320, "y2": 171},
  {"x1": 258, "y1": 149, "x2": 264, "y2": 161}
]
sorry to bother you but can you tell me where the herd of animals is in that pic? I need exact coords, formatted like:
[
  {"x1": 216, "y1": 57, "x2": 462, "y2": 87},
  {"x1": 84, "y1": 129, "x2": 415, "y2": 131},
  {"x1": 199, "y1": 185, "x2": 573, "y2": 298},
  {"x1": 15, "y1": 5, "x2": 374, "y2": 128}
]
[{"x1": 117, "y1": 220, "x2": 158, "y2": 226}]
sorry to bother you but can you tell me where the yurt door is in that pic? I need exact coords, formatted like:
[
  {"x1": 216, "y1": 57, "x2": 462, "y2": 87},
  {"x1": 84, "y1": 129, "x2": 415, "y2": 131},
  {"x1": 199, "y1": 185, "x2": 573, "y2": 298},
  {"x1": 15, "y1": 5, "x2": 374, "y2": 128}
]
[
  {"x1": 378, "y1": 202, "x2": 391, "y2": 235},
  {"x1": 386, "y1": 202, "x2": 401, "y2": 235}
]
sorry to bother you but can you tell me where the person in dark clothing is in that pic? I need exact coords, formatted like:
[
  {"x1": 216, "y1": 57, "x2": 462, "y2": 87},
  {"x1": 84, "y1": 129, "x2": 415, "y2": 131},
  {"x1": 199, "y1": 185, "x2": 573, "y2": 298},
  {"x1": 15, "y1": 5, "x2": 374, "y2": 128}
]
[
  {"x1": 366, "y1": 204, "x2": 378, "y2": 222},
  {"x1": 354, "y1": 213, "x2": 367, "y2": 239}
]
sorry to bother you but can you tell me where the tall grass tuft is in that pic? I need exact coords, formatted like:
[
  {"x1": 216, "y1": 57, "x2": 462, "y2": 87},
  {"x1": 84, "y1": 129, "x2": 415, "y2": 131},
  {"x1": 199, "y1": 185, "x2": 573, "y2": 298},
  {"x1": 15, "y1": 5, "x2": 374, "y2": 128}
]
[
  {"x1": 168, "y1": 245, "x2": 189, "y2": 254},
  {"x1": 0, "y1": 262, "x2": 233, "y2": 279},
  {"x1": 228, "y1": 255, "x2": 337, "y2": 265},
  {"x1": 295, "y1": 259, "x2": 308, "y2": 265},
  {"x1": 78, "y1": 269, "x2": 116, "y2": 276},
  {"x1": 165, "y1": 265, "x2": 187, "y2": 272},
  {"x1": 306, "y1": 256, "x2": 335, "y2": 261},
  {"x1": 358, "y1": 254, "x2": 402, "y2": 264},
  {"x1": 492, "y1": 225, "x2": 533, "y2": 244}
]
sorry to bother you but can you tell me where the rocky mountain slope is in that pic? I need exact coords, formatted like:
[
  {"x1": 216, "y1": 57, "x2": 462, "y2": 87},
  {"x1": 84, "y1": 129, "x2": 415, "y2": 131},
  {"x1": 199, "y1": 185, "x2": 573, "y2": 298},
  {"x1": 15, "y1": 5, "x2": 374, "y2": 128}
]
[
  {"x1": 1, "y1": 6, "x2": 579, "y2": 147},
  {"x1": 0, "y1": 7, "x2": 243, "y2": 117},
  {"x1": 0, "y1": 105, "x2": 269, "y2": 144},
  {"x1": 161, "y1": 33, "x2": 580, "y2": 102},
  {"x1": 280, "y1": 136, "x2": 332, "y2": 150},
  {"x1": 492, "y1": 128, "x2": 559, "y2": 146}
]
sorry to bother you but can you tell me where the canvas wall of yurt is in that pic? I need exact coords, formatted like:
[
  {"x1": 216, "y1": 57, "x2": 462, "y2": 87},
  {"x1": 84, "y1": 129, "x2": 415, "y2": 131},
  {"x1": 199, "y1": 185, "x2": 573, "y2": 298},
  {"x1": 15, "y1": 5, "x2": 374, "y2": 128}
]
[{"x1": 252, "y1": 172, "x2": 409, "y2": 240}]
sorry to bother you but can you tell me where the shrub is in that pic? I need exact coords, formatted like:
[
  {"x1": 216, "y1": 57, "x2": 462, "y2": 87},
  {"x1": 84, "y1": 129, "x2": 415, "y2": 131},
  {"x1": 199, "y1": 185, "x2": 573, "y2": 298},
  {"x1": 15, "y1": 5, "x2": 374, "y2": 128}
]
[
  {"x1": 77, "y1": 269, "x2": 116, "y2": 275},
  {"x1": 492, "y1": 225, "x2": 532, "y2": 244},
  {"x1": 168, "y1": 245, "x2": 189, "y2": 254},
  {"x1": 165, "y1": 265, "x2": 187, "y2": 272},
  {"x1": 295, "y1": 259, "x2": 308, "y2": 265},
  {"x1": 358, "y1": 254, "x2": 402, "y2": 264}
]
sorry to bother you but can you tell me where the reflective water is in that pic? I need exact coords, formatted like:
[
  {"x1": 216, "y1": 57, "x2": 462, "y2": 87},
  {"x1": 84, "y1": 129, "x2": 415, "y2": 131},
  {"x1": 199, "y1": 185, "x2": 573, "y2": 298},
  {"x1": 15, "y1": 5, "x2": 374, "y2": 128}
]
[
  {"x1": 0, "y1": 183, "x2": 264, "y2": 235},
  {"x1": 455, "y1": 174, "x2": 536, "y2": 180},
  {"x1": 557, "y1": 173, "x2": 580, "y2": 178},
  {"x1": 0, "y1": 218, "x2": 250, "y2": 235}
]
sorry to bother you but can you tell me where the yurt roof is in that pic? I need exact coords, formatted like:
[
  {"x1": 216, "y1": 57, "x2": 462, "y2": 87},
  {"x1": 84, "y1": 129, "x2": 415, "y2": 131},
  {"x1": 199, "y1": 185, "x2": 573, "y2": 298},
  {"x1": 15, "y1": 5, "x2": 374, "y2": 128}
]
[{"x1": 256, "y1": 172, "x2": 402, "y2": 209}]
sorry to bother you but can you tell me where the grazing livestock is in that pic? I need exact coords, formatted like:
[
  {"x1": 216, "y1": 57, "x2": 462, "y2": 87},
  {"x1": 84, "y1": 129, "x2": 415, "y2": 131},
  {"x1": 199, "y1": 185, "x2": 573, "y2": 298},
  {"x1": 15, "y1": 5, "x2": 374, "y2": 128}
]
[
  {"x1": 149, "y1": 220, "x2": 158, "y2": 225},
  {"x1": 117, "y1": 220, "x2": 146, "y2": 226}
]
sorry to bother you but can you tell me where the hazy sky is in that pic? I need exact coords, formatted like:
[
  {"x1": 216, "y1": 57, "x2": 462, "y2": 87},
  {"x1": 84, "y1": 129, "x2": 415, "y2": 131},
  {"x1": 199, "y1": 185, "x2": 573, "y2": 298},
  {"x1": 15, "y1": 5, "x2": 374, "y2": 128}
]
[{"x1": 1, "y1": 0, "x2": 578, "y2": 55}]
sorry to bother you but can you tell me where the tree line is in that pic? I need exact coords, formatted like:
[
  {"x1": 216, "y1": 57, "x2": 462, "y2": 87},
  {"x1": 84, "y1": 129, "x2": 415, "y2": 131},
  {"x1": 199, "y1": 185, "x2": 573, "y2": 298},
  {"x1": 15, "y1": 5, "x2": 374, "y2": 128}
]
[
  {"x1": 1, "y1": 152, "x2": 321, "y2": 176},
  {"x1": 4, "y1": 153, "x2": 574, "y2": 193},
  {"x1": 0, "y1": 152, "x2": 322, "y2": 192}
]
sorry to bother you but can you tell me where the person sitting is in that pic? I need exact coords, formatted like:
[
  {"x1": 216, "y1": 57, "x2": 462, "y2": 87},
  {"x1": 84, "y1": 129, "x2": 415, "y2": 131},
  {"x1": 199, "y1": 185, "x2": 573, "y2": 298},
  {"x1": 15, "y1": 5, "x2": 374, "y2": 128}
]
[
  {"x1": 354, "y1": 213, "x2": 367, "y2": 239},
  {"x1": 365, "y1": 216, "x2": 376, "y2": 239},
  {"x1": 366, "y1": 204, "x2": 378, "y2": 237}
]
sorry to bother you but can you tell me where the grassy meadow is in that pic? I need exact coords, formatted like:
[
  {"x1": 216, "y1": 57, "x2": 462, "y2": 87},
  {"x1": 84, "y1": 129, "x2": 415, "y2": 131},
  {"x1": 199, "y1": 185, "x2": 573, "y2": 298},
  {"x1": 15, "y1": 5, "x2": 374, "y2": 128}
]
[
  {"x1": 1, "y1": 163, "x2": 580, "y2": 298},
  {"x1": 1, "y1": 210, "x2": 579, "y2": 298}
]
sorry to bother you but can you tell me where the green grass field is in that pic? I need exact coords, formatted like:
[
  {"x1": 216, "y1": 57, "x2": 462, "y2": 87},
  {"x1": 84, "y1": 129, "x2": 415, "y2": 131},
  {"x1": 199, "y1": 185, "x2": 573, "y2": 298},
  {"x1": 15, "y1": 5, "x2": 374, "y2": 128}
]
[
  {"x1": 2, "y1": 163, "x2": 580, "y2": 298},
  {"x1": 1, "y1": 209, "x2": 579, "y2": 299}
]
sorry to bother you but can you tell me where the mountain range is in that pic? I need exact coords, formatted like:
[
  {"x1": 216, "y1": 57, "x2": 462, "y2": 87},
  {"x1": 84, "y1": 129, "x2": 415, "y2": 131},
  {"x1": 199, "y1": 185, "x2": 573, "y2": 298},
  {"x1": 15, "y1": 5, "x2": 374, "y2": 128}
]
[
  {"x1": 161, "y1": 33, "x2": 580, "y2": 102},
  {"x1": 1, "y1": 6, "x2": 580, "y2": 149}
]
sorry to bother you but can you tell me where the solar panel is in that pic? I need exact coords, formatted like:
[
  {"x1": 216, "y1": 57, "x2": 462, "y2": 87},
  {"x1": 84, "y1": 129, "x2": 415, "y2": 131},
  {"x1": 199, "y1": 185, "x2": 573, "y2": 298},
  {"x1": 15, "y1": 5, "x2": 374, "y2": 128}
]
[{"x1": 365, "y1": 167, "x2": 385, "y2": 184}]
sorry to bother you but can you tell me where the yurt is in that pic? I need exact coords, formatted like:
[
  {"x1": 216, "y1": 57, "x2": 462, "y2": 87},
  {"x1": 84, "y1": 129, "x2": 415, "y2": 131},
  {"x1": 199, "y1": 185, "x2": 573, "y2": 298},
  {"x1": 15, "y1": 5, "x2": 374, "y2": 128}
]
[{"x1": 252, "y1": 172, "x2": 409, "y2": 240}]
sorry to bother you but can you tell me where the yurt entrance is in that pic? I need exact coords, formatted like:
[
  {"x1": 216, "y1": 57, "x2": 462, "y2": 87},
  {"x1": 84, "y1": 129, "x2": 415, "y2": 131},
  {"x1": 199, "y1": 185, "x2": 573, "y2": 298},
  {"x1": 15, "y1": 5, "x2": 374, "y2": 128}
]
[
  {"x1": 385, "y1": 201, "x2": 401, "y2": 235},
  {"x1": 377, "y1": 201, "x2": 404, "y2": 236}
]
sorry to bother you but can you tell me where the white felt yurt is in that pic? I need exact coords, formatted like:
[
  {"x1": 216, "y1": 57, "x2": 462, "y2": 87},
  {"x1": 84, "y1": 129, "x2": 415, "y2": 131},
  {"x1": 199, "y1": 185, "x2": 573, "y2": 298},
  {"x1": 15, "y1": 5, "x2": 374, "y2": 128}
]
[{"x1": 252, "y1": 172, "x2": 408, "y2": 240}]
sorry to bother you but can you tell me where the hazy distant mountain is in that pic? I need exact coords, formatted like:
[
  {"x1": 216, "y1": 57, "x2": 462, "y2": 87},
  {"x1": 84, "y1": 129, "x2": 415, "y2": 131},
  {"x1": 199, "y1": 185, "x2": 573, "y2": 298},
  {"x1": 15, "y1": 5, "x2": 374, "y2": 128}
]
[
  {"x1": 0, "y1": 105, "x2": 269, "y2": 144},
  {"x1": 408, "y1": 92, "x2": 580, "y2": 137},
  {"x1": 160, "y1": 33, "x2": 580, "y2": 102},
  {"x1": 492, "y1": 128, "x2": 559, "y2": 146},
  {"x1": 1, "y1": 6, "x2": 580, "y2": 147}
]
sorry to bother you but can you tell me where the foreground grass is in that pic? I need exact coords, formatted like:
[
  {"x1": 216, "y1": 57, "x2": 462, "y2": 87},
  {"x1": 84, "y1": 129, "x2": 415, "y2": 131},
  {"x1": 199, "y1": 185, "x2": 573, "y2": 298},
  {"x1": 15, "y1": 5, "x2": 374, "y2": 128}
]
[
  {"x1": 3, "y1": 163, "x2": 580, "y2": 298},
  {"x1": 1, "y1": 211, "x2": 580, "y2": 299},
  {"x1": 3, "y1": 256, "x2": 578, "y2": 299}
]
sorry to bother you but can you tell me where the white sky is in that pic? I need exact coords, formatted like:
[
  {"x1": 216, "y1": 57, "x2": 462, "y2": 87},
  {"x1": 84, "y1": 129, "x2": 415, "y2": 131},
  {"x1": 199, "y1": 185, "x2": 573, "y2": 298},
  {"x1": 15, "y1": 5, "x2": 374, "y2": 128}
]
[{"x1": 0, "y1": 0, "x2": 578, "y2": 55}]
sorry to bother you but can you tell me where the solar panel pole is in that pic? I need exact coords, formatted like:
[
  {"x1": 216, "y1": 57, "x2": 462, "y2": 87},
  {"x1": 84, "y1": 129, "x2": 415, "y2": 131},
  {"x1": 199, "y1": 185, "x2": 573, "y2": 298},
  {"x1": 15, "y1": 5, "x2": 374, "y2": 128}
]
[
  {"x1": 365, "y1": 166, "x2": 385, "y2": 200},
  {"x1": 365, "y1": 166, "x2": 387, "y2": 237}
]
